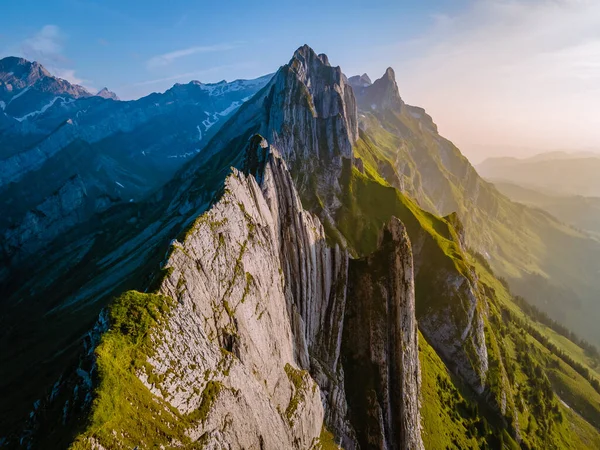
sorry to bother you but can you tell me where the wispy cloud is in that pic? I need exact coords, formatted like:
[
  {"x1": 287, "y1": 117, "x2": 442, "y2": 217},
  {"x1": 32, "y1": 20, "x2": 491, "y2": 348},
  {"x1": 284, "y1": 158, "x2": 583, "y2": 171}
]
[
  {"x1": 133, "y1": 63, "x2": 254, "y2": 87},
  {"x1": 396, "y1": 0, "x2": 600, "y2": 159},
  {"x1": 146, "y1": 43, "x2": 239, "y2": 68},
  {"x1": 20, "y1": 25, "x2": 67, "y2": 64},
  {"x1": 16, "y1": 25, "x2": 93, "y2": 89}
]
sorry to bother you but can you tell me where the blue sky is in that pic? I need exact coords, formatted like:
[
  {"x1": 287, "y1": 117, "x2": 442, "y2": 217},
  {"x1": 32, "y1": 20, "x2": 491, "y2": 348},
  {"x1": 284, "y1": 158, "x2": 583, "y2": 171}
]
[
  {"x1": 2, "y1": 0, "x2": 600, "y2": 160},
  {"x1": 0, "y1": 0, "x2": 468, "y2": 99}
]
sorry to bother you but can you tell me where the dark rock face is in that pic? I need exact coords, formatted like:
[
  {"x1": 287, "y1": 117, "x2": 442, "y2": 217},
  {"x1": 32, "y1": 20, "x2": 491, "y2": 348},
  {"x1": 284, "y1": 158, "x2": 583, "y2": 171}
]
[
  {"x1": 348, "y1": 73, "x2": 373, "y2": 89},
  {"x1": 344, "y1": 218, "x2": 424, "y2": 450}
]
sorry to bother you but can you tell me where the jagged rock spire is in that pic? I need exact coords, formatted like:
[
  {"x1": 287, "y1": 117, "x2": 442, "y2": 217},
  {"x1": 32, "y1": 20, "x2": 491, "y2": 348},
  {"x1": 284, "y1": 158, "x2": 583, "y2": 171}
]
[
  {"x1": 352, "y1": 66, "x2": 404, "y2": 112},
  {"x1": 96, "y1": 87, "x2": 119, "y2": 100},
  {"x1": 257, "y1": 44, "x2": 359, "y2": 211},
  {"x1": 348, "y1": 73, "x2": 372, "y2": 89},
  {"x1": 344, "y1": 217, "x2": 424, "y2": 450}
]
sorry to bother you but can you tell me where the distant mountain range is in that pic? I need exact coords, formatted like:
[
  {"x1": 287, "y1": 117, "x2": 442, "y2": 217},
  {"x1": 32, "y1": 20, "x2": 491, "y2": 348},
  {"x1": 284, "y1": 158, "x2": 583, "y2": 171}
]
[
  {"x1": 478, "y1": 152, "x2": 600, "y2": 197},
  {"x1": 493, "y1": 181, "x2": 600, "y2": 237},
  {"x1": 0, "y1": 55, "x2": 272, "y2": 266}
]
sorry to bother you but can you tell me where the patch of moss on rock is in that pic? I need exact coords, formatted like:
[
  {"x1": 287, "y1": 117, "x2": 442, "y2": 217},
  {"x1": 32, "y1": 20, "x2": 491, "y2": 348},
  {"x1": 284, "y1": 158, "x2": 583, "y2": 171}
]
[
  {"x1": 284, "y1": 363, "x2": 309, "y2": 425},
  {"x1": 69, "y1": 291, "x2": 219, "y2": 449}
]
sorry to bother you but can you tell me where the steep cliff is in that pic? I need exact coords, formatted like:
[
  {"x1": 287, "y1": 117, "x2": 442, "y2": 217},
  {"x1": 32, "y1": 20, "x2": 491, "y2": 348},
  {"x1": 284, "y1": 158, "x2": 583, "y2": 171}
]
[{"x1": 343, "y1": 218, "x2": 423, "y2": 450}]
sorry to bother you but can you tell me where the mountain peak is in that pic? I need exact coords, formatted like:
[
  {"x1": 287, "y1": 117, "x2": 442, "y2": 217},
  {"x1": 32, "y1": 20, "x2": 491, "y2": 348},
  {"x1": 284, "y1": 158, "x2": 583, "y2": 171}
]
[
  {"x1": 318, "y1": 53, "x2": 330, "y2": 66},
  {"x1": 348, "y1": 73, "x2": 373, "y2": 89},
  {"x1": 353, "y1": 66, "x2": 403, "y2": 112},
  {"x1": 290, "y1": 45, "x2": 333, "y2": 73},
  {"x1": 0, "y1": 56, "x2": 51, "y2": 82},
  {"x1": 96, "y1": 87, "x2": 119, "y2": 101},
  {"x1": 280, "y1": 45, "x2": 358, "y2": 150},
  {"x1": 384, "y1": 67, "x2": 396, "y2": 80}
]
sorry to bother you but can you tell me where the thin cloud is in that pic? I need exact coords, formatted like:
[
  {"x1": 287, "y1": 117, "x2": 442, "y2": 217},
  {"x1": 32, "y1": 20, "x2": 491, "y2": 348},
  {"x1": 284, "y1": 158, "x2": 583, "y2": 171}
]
[
  {"x1": 146, "y1": 43, "x2": 239, "y2": 68},
  {"x1": 20, "y1": 25, "x2": 67, "y2": 64},
  {"x1": 53, "y1": 68, "x2": 87, "y2": 86},
  {"x1": 16, "y1": 25, "x2": 93, "y2": 90},
  {"x1": 133, "y1": 63, "x2": 254, "y2": 86}
]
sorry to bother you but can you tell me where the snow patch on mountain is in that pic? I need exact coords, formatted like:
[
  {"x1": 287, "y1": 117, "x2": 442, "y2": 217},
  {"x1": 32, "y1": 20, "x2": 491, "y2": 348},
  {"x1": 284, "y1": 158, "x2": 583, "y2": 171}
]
[
  {"x1": 217, "y1": 101, "x2": 240, "y2": 116},
  {"x1": 14, "y1": 96, "x2": 74, "y2": 122},
  {"x1": 167, "y1": 149, "x2": 201, "y2": 159},
  {"x1": 7, "y1": 86, "x2": 30, "y2": 105}
]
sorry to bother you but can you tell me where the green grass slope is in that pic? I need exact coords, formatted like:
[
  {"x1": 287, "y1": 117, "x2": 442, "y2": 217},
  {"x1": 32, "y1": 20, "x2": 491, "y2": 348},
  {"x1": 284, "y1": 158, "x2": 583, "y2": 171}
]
[
  {"x1": 330, "y1": 134, "x2": 600, "y2": 448},
  {"x1": 492, "y1": 180, "x2": 600, "y2": 237},
  {"x1": 356, "y1": 105, "x2": 600, "y2": 349}
]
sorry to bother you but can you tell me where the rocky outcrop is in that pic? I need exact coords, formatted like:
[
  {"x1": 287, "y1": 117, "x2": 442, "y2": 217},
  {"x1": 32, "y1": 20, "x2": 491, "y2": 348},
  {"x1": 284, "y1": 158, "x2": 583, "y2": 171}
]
[
  {"x1": 146, "y1": 163, "x2": 324, "y2": 448},
  {"x1": 261, "y1": 45, "x2": 359, "y2": 211},
  {"x1": 2, "y1": 175, "x2": 88, "y2": 258},
  {"x1": 353, "y1": 68, "x2": 404, "y2": 113},
  {"x1": 344, "y1": 218, "x2": 424, "y2": 450},
  {"x1": 257, "y1": 137, "x2": 356, "y2": 446},
  {"x1": 416, "y1": 266, "x2": 489, "y2": 395},
  {"x1": 348, "y1": 73, "x2": 372, "y2": 90},
  {"x1": 95, "y1": 88, "x2": 119, "y2": 101}
]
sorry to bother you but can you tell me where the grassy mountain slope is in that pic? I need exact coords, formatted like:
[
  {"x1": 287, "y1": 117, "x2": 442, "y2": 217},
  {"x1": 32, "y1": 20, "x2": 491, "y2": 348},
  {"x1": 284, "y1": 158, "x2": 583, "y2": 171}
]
[
  {"x1": 352, "y1": 91, "x2": 600, "y2": 349},
  {"x1": 492, "y1": 181, "x2": 600, "y2": 237},
  {"x1": 329, "y1": 121, "x2": 600, "y2": 448}
]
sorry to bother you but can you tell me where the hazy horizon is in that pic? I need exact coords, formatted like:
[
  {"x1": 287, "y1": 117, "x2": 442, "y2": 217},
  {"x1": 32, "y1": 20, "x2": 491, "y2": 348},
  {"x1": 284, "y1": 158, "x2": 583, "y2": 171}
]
[{"x1": 2, "y1": 0, "x2": 600, "y2": 161}]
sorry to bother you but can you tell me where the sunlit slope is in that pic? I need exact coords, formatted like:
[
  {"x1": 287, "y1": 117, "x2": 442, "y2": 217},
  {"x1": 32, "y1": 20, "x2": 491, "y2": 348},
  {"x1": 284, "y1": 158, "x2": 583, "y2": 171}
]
[{"x1": 354, "y1": 88, "x2": 600, "y2": 347}]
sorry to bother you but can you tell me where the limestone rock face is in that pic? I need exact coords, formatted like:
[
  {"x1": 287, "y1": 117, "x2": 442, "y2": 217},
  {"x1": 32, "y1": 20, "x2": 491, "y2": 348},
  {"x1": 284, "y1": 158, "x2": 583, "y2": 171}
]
[
  {"x1": 150, "y1": 163, "x2": 323, "y2": 448},
  {"x1": 54, "y1": 136, "x2": 424, "y2": 449},
  {"x1": 258, "y1": 140, "x2": 356, "y2": 446},
  {"x1": 267, "y1": 44, "x2": 359, "y2": 163},
  {"x1": 343, "y1": 218, "x2": 424, "y2": 450},
  {"x1": 417, "y1": 267, "x2": 489, "y2": 395},
  {"x1": 262, "y1": 45, "x2": 359, "y2": 211}
]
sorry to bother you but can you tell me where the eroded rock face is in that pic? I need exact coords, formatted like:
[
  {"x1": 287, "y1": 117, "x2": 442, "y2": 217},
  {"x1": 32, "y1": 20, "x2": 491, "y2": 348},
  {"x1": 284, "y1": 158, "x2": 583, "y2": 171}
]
[
  {"x1": 261, "y1": 45, "x2": 359, "y2": 212},
  {"x1": 151, "y1": 164, "x2": 323, "y2": 448},
  {"x1": 344, "y1": 218, "x2": 424, "y2": 450},
  {"x1": 353, "y1": 68, "x2": 404, "y2": 113},
  {"x1": 258, "y1": 139, "x2": 356, "y2": 446},
  {"x1": 417, "y1": 267, "x2": 489, "y2": 395}
]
